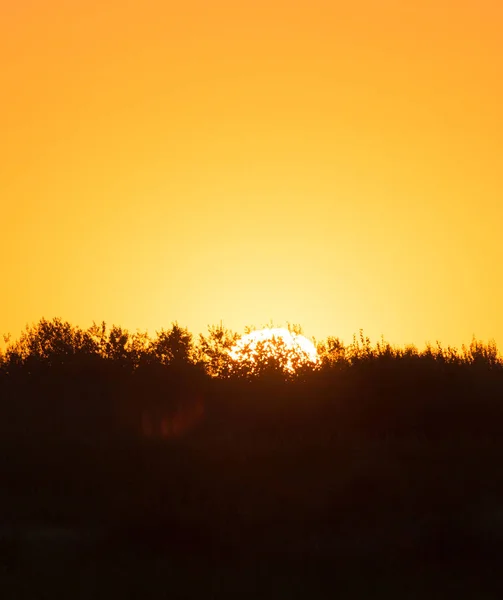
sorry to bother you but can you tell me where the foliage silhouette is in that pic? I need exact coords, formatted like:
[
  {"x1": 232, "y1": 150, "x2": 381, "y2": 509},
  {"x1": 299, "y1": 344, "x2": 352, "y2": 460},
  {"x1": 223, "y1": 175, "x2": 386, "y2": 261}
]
[
  {"x1": 1, "y1": 317, "x2": 502, "y2": 443},
  {"x1": 227, "y1": 325, "x2": 317, "y2": 380},
  {"x1": 197, "y1": 323, "x2": 239, "y2": 377}
]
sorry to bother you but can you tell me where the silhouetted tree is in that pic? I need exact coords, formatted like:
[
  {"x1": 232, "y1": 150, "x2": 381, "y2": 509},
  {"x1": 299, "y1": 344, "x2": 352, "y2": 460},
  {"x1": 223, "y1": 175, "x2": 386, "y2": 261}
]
[
  {"x1": 87, "y1": 321, "x2": 108, "y2": 357},
  {"x1": 105, "y1": 325, "x2": 131, "y2": 363},
  {"x1": 198, "y1": 323, "x2": 239, "y2": 377},
  {"x1": 8, "y1": 317, "x2": 95, "y2": 365},
  {"x1": 152, "y1": 323, "x2": 195, "y2": 367},
  {"x1": 317, "y1": 335, "x2": 347, "y2": 369},
  {"x1": 229, "y1": 335, "x2": 313, "y2": 380}
]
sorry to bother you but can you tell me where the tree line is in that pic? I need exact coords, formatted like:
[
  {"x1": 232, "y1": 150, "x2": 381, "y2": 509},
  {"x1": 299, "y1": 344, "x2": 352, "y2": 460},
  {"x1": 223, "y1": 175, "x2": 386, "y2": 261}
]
[
  {"x1": 0, "y1": 317, "x2": 502, "y2": 442},
  {"x1": 1, "y1": 317, "x2": 501, "y2": 375}
]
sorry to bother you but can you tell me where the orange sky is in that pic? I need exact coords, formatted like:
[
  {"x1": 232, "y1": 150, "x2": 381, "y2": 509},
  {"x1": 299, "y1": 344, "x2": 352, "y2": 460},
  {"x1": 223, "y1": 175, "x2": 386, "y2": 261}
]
[{"x1": 1, "y1": 0, "x2": 502, "y2": 349}]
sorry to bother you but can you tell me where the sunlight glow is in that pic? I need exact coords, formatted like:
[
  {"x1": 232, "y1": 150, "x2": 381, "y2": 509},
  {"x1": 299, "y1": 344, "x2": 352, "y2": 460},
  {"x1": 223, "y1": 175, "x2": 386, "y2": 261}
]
[{"x1": 228, "y1": 327, "x2": 318, "y2": 373}]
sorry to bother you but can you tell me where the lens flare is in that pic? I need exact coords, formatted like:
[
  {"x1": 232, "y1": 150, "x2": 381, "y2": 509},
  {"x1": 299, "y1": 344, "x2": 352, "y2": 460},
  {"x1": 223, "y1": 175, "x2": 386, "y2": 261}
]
[{"x1": 228, "y1": 327, "x2": 318, "y2": 373}]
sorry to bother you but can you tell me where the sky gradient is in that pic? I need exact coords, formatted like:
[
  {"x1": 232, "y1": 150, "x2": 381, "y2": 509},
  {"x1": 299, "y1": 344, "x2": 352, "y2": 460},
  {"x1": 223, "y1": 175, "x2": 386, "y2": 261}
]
[{"x1": 1, "y1": 0, "x2": 502, "y2": 348}]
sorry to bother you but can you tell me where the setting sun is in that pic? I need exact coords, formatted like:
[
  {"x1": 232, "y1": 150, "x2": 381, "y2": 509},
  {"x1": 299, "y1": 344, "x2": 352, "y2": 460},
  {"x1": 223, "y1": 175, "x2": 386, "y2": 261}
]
[{"x1": 228, "y1": 327, "x2": 318, "y2": 374}]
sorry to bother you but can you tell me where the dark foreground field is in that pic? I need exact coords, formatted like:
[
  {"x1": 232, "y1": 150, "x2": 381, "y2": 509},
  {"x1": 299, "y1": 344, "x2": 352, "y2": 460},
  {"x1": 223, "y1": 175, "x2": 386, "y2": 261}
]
[{"x1": 2, "y1": 412, "x2": 503, "y2": 599}]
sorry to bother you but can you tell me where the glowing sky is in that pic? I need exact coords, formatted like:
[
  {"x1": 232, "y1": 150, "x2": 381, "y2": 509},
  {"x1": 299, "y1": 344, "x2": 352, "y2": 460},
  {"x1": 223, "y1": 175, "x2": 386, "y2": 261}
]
[{"x1": 1, "y1": 0, "x2": 502, "y2": 348}]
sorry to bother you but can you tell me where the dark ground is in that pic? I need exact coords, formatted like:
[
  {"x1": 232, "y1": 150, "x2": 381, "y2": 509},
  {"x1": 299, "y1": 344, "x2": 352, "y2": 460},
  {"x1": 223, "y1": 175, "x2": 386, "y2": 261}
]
[{"x1": 2, "y1": 422, "x2": 503, "y2": 599}]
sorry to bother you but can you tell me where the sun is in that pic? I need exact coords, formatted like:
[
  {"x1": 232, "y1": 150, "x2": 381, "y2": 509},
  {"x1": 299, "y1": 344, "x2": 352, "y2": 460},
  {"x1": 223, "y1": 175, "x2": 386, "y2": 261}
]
[{"x1": 228, "y1": 327, "x2": 318, "y2": 374}]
